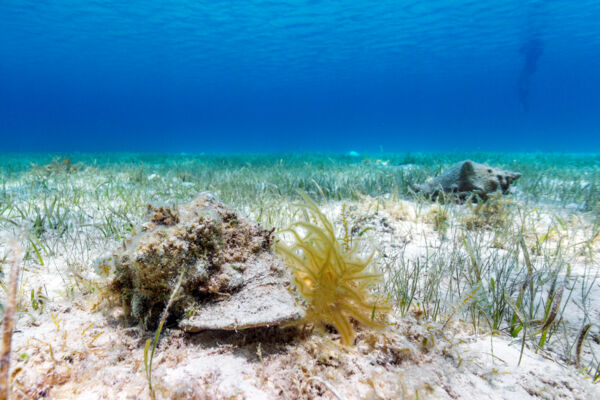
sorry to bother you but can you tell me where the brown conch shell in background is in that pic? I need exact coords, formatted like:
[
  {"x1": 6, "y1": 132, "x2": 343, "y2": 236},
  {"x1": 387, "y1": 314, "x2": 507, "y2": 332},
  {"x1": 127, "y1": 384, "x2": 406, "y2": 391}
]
[{"x1": 415, "y1": 160, "x2": 521, "y2": 201}]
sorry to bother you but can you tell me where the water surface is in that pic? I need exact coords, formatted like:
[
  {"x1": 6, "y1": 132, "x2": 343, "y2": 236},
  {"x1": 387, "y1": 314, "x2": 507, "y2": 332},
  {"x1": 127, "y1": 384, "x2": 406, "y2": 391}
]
[{"x1": 1, "y1": 1, "x2": 599, "y2": 152}]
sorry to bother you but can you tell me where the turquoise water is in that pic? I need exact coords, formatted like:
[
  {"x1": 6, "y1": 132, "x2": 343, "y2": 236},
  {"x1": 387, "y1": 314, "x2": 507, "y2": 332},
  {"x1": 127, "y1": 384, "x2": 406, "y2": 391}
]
[{"x1": 1, "y1": 1, "x2": 600, "y2": 152}]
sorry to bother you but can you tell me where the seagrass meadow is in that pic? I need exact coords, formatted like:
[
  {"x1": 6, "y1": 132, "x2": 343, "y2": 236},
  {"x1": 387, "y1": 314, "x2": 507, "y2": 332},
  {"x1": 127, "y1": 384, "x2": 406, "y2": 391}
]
[{"x1": 0, "y1": 152, "x2": 599, "y2": 399}]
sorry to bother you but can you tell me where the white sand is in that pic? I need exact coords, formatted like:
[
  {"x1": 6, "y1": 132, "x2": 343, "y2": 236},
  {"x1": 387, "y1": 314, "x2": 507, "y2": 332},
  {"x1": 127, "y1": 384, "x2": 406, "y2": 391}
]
[{"x1": 1, "y1": 196, "x2": 599, "y2": 399}]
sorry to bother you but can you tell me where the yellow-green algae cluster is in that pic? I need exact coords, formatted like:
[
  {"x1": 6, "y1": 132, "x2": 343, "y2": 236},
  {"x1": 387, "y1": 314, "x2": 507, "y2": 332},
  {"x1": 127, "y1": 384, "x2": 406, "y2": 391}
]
[{"x1": 276, "y1": 193, "x2": 390, "y2": 345}]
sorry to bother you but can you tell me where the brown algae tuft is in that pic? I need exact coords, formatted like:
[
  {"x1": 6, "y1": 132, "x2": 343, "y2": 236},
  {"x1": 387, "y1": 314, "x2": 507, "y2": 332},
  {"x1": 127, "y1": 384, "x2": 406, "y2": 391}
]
[{"x1": 275, "y1": 192, "x2": 390, "y2": 346}]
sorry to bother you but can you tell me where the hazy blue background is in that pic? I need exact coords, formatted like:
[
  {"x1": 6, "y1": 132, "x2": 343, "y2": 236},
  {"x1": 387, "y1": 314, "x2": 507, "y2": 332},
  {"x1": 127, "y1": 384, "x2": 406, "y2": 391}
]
[{"x1": 1, "y1": 1, "x2": 599, "y2": 153}]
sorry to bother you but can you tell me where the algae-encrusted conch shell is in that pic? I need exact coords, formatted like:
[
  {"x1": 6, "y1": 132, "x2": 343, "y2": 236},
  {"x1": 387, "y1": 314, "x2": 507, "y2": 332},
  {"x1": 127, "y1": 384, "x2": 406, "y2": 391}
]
[
  {"x1": 98, "y1": 192, "x2": 304, "y2": 331},
  {"x1": 179, "y1": 253, "x2": 304, "y2": 331}
]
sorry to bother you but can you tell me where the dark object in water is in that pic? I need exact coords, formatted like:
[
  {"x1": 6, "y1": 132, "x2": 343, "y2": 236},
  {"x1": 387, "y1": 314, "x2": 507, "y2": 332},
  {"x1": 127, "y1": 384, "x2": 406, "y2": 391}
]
[
  {"x1": 415, "y1": 160, "x2": 521, "y2": 201},
  {"x1": 518, "y1": 36, "x2": 543, "y2": 112},
  {"x1": 96, "y1": 192, "x2": 304, "y2": 331}
]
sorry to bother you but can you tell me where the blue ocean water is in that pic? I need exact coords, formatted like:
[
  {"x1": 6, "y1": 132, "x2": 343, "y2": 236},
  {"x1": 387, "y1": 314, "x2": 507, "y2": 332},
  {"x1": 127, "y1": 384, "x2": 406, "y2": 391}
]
[{"x1": 1, "y1": 1, "x2": 599, "y2": 153}]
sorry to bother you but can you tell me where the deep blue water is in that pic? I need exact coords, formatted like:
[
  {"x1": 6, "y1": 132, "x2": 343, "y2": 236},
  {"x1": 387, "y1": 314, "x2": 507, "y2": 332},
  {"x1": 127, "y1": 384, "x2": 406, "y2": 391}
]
[{"x1": 1, "y1": 1, "x2": 600, "y2": 153}]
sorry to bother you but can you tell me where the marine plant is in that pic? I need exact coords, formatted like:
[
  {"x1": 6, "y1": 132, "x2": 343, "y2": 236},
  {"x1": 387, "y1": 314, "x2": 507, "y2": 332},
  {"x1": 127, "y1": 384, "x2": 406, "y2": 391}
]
[
  {"x1": 144, "y1": 265, "x2": 185, "y2": 400},
  {"x1": 0, "y1": 240, "x2": 22, "y2": 399},
  {"x1": 461, "y1": 191, "x2": 513, "y2": 231},
  {"x1": 275, "y1": 192, "x2": 390, "y2": 346},
  {"x1": 427, "y1": 204, "x2": 450, "y2": 234}
]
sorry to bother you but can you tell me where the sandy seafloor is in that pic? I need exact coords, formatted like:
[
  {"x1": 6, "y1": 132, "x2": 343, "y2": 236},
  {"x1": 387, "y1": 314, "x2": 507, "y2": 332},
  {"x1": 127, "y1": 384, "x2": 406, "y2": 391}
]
[{"x1": 0, "y1": 153, "x2": 599, "y2": 399}]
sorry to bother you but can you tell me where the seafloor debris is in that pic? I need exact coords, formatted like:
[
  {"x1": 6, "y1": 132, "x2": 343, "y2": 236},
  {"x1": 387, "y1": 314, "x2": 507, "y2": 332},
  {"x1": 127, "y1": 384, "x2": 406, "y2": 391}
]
[
  {"x1": 31, "y1": 156, "x2": 80, "y2": 175},
  {"x1": 96, "y1": 192, "x2": 304, "y2": 331},
  {"x1": 415, "y1": 160, "x2": 521, "y2": 201}
]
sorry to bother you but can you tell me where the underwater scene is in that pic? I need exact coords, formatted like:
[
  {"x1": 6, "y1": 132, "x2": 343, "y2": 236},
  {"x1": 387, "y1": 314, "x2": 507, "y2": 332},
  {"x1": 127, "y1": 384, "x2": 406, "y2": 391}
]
[{"x1": 1, "y1": 2, "x2": 600, "y2": 399}]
